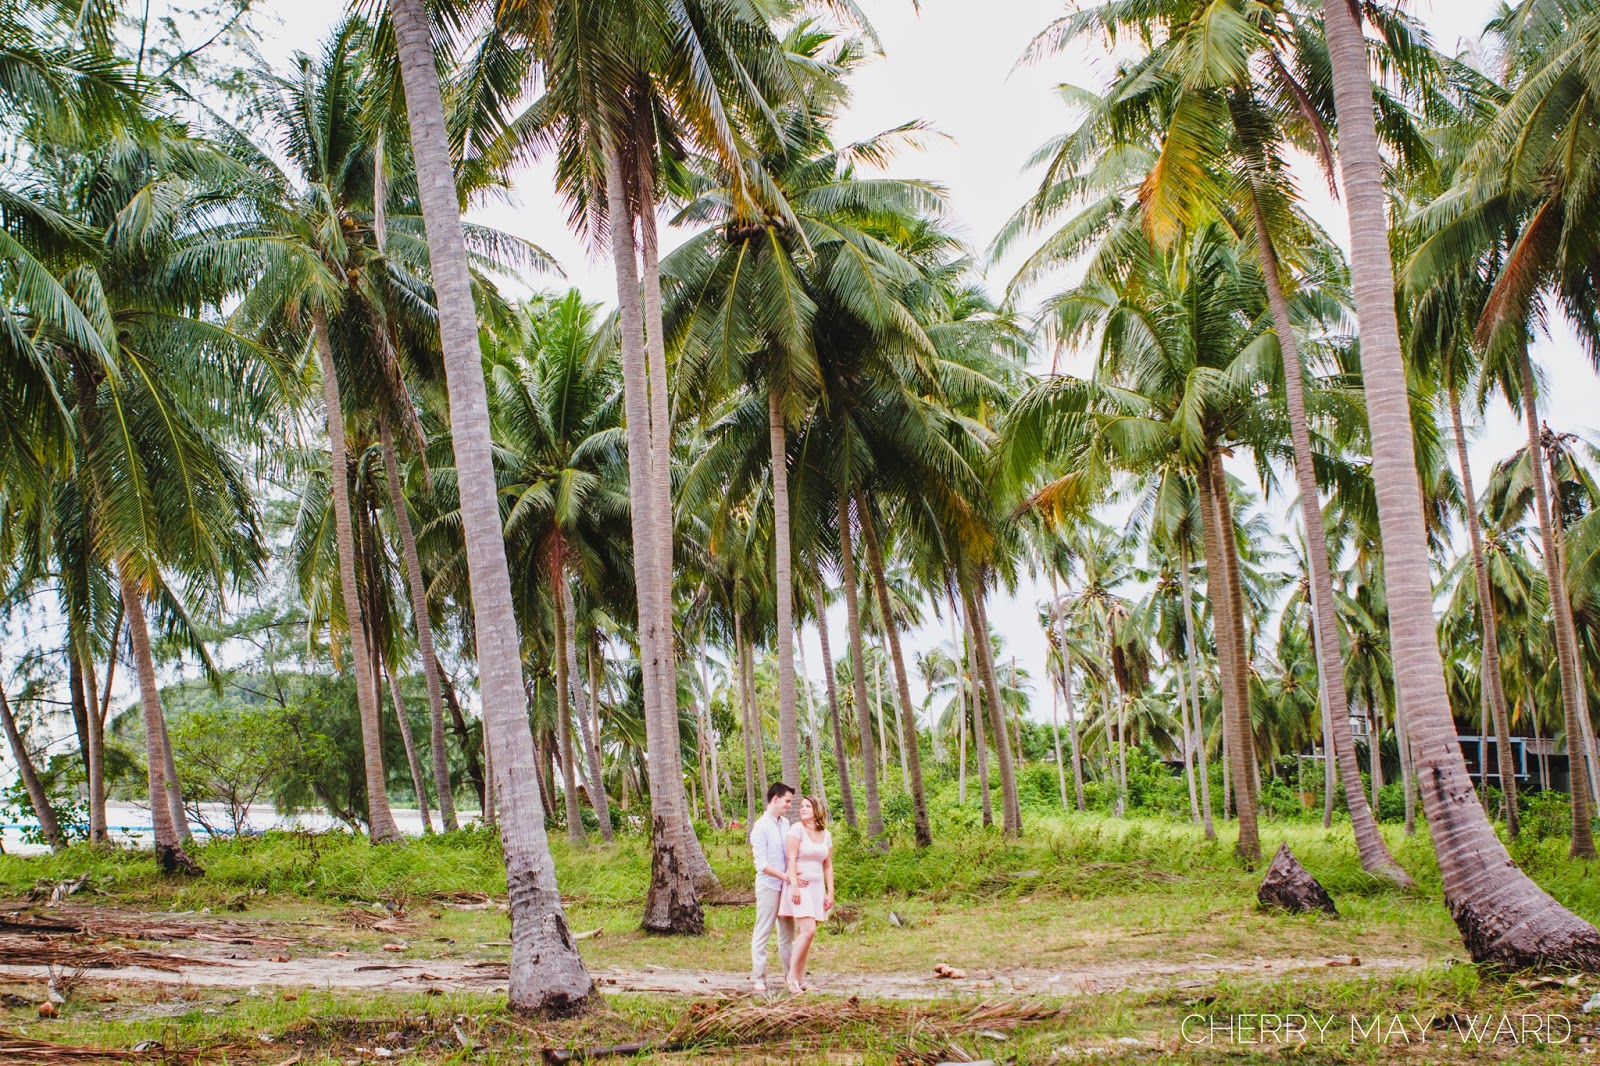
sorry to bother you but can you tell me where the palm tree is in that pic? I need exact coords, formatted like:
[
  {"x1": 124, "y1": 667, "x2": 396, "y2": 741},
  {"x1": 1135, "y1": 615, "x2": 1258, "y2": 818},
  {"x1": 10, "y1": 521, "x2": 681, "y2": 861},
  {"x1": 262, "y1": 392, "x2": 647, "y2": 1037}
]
[
  {"x1": 1320, "y1": 0, "x2": 1600, "y2": 967},
  {"x1": 383, "y1": 0, "x2": 592, "y2": 1009}
]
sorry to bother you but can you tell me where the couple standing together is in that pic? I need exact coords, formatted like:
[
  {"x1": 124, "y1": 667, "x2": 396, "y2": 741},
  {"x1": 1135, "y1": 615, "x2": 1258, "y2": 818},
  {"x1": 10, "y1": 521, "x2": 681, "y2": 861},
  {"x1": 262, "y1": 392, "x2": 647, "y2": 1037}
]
[{"x1": 750, "y1": 781, "x2": 835, "y2": 994}]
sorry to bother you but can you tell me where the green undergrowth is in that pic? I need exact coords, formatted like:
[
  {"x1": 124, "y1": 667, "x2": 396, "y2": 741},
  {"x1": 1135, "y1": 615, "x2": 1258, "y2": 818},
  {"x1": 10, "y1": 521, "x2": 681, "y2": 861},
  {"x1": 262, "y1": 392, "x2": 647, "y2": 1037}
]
[{"x1": 2, "y1": 812, "x2": 1597, "y2": 933}]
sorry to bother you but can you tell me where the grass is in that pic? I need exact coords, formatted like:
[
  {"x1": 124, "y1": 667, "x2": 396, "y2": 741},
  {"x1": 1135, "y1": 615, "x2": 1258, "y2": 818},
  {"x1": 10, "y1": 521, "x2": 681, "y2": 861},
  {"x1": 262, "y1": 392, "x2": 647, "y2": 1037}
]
[{"x1": 4, "y1": 810, "x2": 1600, "y2": 1062}]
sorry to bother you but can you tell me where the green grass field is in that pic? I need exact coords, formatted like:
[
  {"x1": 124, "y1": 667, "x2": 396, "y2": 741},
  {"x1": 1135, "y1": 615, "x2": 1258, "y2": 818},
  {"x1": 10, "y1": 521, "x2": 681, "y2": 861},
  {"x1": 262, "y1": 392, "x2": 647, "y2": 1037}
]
[{"x1": 1, "y1": 813, "x2": 1597, "y2": 1063}]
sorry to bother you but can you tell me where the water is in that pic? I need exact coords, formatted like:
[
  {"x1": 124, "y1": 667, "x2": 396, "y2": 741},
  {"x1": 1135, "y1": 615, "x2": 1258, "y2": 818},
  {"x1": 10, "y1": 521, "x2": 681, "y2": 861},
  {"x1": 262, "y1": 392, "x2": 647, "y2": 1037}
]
[{"x1": 2, "y1": 801, "x2": 485, "y2": 855}]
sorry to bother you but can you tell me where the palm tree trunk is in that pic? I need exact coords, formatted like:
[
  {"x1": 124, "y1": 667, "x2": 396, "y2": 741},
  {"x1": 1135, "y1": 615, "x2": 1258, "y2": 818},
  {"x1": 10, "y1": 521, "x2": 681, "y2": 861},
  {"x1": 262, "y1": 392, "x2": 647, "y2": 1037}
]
[
  {"x1": 1116, "y1": 693, "x2": 1128, "y2": 817},
  {"x1": 964, "y1": 606, "x2": 992, "y2": 825},
  {"x1": 312, "y1": 309, "x2": 403, "y2": 845},
  {"x1": 1050, "y1": 641, "x2": 1069, "y2": 810},
  {"x1": 750, "y1": 641, "x2": 769, "y2": 790},
  {"x1": 1545, "y1": 440, "x2": 1600, "y2": 810},
  {"x1": 0, "y1": 674, "x2": 64, "y2": 850},
  {"x1": 386, "y1": 665, "x2": 434, "y2": 834},
  {"x1": 1176, "y1": 649, "x2": 1200, "y2": 823},
  {"x1": 796, "y1": 632, "x2": 827, "y2": 802},
  {"x1": 966, "y1": 580, "x2": 1021, "y2": 835},
  {"x1": 1211, "y1": 452, "x2": 1260, "y2": 815},
  {"x1": 552, "y1": 580, "x2": 586, "y2": 845},
  {"x1": 1396, "y1": 685, "x2": 1416, "y2": 836},
  {"x1": 379, "y1": 415, "x2": 459, "y2": 832},
  {"x1": 441, "y1": 684, "x2": 486, "y2": 815},
  {"x1": 1197, "y1": 455, "x2": 1257, "y2": 857},
  {"x1": 598, "y1": 139, "x2": 702, "y2": 933},
  {"x1": 564, "y1": 578, "x2": 613, "y2": 842},
  {"x1": 1367, "y1": 683, "x2": 1383, "y2": 811},
  {"x1": 1179, "y1": 558, "x2": 1216, "y2": 839},
  {"x1": 1323, "y1": 0, "x2": 1600, "y2": 965},
  {"x1": 1514, "y1": 352, "x2": 1595, "y2": 856},
  {"x1": 768, "y1": 391, "x2": 801, "y2": 786},
  {"x1": 858, "y1": 498, "x2": 931, "y2": 846},
  {"x1": 389, "y1": 0, "x2": 592, "y2": 1003},
  {"x1": 1064, "y1": 650, "x2": 1086, "y2": 813},
  {"x1": 120, "y1": 572, "x2": 198, "y2": 874},
  {"x1": 736, "y1": 616, "x2": 759, "y2": 824},
  {"x1": 697, "y1": 651, "x2": 725, "y2": 828},
  {"x1": 1251, "y1": 205, "x2": 1407, "y2": 877},
  {"x1": 950, "y1": 590, "x2": 969, "y2": 807},
  {"x1": 815, "y1": 583, "x2": 856, "y2": 828},
  {"x1": 838, "y1": 495, "x2": 885, "y2": 842},
  {"x1": 81, "y1": 635, "x2": 110, "y2": 844}
]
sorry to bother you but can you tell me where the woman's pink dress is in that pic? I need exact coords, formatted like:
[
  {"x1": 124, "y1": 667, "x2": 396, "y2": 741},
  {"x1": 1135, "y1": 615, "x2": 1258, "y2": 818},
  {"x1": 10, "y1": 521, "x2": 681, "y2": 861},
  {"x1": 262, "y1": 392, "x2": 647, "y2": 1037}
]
[{"x1": 778, "y1": 824, "x2": 831, "y2": 921}]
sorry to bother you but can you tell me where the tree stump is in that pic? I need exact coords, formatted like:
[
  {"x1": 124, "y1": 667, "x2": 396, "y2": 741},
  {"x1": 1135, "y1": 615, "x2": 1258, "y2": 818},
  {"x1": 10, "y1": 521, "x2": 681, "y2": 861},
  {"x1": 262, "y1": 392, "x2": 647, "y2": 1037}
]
[{"x1": 1257, "y1": 843, "x2": 1337, "y2": 915}]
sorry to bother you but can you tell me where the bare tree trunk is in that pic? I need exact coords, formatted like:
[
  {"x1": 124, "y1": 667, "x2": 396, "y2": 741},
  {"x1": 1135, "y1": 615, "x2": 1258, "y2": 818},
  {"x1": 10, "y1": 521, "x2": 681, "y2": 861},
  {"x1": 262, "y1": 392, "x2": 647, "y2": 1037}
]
[
  {"x1": 858, "y1": 499, "x2": 931, "y2": 846},
  {"x1": 442, "y1": 684, "x2": 486, "y2": 815},
  {"x1": 697, "y1": 651, "x2": 725, "y2": 828},
  {"x1": 736, "y1": 616, "x2": 759, "y2": 824},
  {"x1": 950, "y1": 591, "x2": 969, "y2": 807},
  {"x1": 838, "y1": 496, "x2": 884, "y2": 842},
  {"x1": 768, "y1": 391, "x2": 800, "y2": 786},
  {"x1": 1323, "y1": 0, "x2": 1600, "y2": 965},
  {"x1": 553, "y1": 586, "x2": 586, "y2": 845},
  {"x1": 82, "y1": 635, "x2": 110, "y2": 844},
  {"x1": 1198, "y1": 454, "x2": 1257, "y2": 858},
  {"x1": 120, "y1": 573, "x2": 198, "y2": 874},
  {"x1": 599, "y1": 140, "x2": 701, "y2": 934},
  {"x1": 389, "y1": 0, "x2": 593, "y2": 1004},
  {"x1": 379, "y1": 415, "x2": 458, "y2": 832},
  {"x1": 1179, "y1": 559, "x2": 1216, "y2": 840},
  {"x1": 312, "y1": 310, "x2": 402, "y2": 844},
  {"x1": 1049, "y1": 629, "x2": 1070, "y2": 810},
  {"x1": 964, "y1": 606, "x2": 992, "y2": 826},
  {"x1": 1176, "y1": 649, "x2": 1200, "y2": 823},
  {"x1": 816, "y1": 583, "x2": 856, "y2": 828},
  {"x1": 1397, "y1": 686, "x2": 1416, "y2": 837},
  {"x1": 796, "y1": 633, "x2": 827, "y2": 803},
  {"x1": 564, "y1": 580, "x2": 613, "y2": 842},
  {"x1": 1545, "y1": 439, "x2": 1600, "y2": 811},
  {"x1": 386, "y1": 665, "x2": 434, "y2": 834},
  {"x1": 0, "y1": 674, "x2": 64, "y2": 850},
  {"x1": 1514, "y1": 354, "x2": 1596, "y2": 856},
  {"x1": 967, "y1": 581, "x2": 1021, "y2": 835}
]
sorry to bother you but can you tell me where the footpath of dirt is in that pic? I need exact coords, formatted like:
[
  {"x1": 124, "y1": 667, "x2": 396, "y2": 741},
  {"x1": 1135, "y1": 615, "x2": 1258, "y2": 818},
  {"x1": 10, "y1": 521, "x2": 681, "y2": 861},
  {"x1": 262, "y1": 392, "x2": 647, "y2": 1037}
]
[{"x1": 0, "y1": 947, "x2": 1427, "y2": 1001}]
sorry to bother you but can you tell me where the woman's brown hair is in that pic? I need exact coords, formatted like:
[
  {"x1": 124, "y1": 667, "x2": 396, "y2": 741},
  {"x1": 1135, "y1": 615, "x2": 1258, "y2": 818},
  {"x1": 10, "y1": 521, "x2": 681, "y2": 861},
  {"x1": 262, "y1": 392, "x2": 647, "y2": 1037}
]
[{"x1": 800, "y1": 794, "x2": 828, "y2": 831}]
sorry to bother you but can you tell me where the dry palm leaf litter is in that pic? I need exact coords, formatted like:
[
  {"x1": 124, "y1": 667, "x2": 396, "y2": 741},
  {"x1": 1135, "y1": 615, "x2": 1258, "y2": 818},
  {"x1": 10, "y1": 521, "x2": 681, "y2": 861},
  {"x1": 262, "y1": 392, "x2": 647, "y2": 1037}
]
[
  {"x1": 0, "y1": 935, "x2": 223, "y2": 973},
  {"x1": 542, "y1": 997, "x2": 1061, "y2": 1063},
  {"x1": 0, "y1": 1028, "x2": 201, "y2": 1065}
]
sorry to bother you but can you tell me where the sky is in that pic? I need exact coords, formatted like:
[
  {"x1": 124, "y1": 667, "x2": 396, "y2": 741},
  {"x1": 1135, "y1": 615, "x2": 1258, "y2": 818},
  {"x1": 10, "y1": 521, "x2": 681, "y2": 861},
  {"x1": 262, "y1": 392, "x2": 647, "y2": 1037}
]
[{"x1": 107, "y1": 1, "x2": 1600, "y2": 734}]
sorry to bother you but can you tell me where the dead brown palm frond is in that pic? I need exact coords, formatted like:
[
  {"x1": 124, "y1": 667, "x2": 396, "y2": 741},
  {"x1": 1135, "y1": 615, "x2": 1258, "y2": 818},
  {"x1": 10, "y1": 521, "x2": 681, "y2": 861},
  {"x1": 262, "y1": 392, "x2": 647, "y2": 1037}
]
[
  {"x1": 666, "y1": 996, "x2": 1061, "y2": 1045},
  {"x1": 0, "y1": 936, "x2": 224, "y2": 972},
  {"x1": 0, "y1": 909, "x2": 292, "y2": 945},
  {"x1": 0, "y1": 1028, "x2": 204, "y2": 1063}
]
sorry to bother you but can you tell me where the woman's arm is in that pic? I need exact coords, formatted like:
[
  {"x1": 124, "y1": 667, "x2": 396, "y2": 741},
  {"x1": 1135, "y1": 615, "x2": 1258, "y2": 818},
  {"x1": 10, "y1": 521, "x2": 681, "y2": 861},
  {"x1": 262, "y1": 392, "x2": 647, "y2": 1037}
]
[
  {"x1": 823, "y1": 843, "x2": 835, "y2": 908},
  {"x1": 786, "y1": 834, "x2": 803, "y2": 903}
]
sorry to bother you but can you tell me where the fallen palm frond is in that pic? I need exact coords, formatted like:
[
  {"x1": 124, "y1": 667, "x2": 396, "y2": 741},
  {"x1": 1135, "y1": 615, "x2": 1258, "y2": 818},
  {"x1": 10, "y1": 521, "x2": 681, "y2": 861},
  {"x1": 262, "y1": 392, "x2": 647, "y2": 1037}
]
[
  {"x1": 0, "y1": 935, "x2": 224, "y2": 972},
  {"x1": 0, "y1": 909, "x2": 292, "y2": 945},
  {"x1": 334, "y1": 907, "x2": 415, "y2": 935},
  {"x1": 541, "y1": 997, "x2": 1061, "y2": 1063},
  {"x1": 0, "y1": 1029, "x2": 202, "y2": 1063}
]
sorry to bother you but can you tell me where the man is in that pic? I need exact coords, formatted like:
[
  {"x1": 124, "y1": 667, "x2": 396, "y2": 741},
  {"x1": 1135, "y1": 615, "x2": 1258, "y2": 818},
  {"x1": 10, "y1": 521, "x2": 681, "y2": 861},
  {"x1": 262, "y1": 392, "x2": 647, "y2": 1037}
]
[{"x1": 751, "y1": 781, "x2": 804, "y2": 992}]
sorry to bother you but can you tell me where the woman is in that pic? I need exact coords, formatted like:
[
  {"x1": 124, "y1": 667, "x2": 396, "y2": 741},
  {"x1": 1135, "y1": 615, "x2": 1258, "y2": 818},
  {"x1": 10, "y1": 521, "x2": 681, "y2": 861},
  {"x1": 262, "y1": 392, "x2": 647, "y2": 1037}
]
[{"x1": 779, "y1": 794, "x2": 834, "y2": 993}]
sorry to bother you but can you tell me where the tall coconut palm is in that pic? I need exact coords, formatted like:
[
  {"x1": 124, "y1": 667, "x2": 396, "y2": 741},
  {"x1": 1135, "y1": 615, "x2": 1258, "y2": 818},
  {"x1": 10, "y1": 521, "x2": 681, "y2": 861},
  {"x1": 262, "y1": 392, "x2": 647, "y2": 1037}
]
[
  {"x1": 383, "y1": 0, "x2": 592, "y2": 1010},
  {"x1": 1320, "y1": 0, "x2": 1600, "y2": 967}
]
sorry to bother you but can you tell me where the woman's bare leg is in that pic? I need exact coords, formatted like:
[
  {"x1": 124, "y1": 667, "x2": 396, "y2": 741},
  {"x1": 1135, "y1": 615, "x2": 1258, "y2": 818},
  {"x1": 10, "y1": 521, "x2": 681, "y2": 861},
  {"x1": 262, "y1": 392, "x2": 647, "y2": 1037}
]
[{"x1": 788, "y1": 917, "x2": 817, "y2": 989}]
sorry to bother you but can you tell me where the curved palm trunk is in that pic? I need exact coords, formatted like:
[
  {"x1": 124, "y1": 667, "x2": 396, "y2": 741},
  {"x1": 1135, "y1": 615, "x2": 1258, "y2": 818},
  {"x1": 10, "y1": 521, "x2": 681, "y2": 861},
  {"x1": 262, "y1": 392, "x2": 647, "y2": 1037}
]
[
  {"x1": 815, "y1": 583, "x2": 856, "y2": 828},
  {"x1": 386, "y1": 665, "x2": 434, "y2": 834},
  {"x1": 388, "y1": 0, "x2": 592, "y2": 1006},
  {"x1": 1517, "y1": 354, "x2": 1594, "y2": 855},
  {"x1": 156, "y1": 692, "x2": 188, "y2": 843},
  {"x1": 769, "y1": 392, "x2": 801, "y2": 786},
  {"x1": 1252, "y1": 204, "x2": 1409, "y2": 881},
  {"x1": 120, "y1": 573, "x2": 198, "y2": 874},
  {"x1": 966, "y1": 582, "x2": 1021, "y2": 835},
  {"x1": 1198, "y1": 455, "x2": 1258, "y2": 859},
  {"x1": 312, "y1": 311, "x2": 403, "y2": 845},
  {"x1": 0, "y1": 674, "x2": 63, "y2": 850},
  {"x1": 964, "y1": 607, "x2": 992, "y2": 826},
  {"x1": 599, "y1": 141, "x2": 703, "y2": 933},
  {"x1": 838, "y1": 496, "x2": 885, "y2": 842},
  {"x1": 563, "y1": 583, "x2": 613, "y2": 842},
  {"x1": 1544, "y1": 446, "x2": 1600, "y2": 805},
  {"x1": 379, "y1": 416, "x2": 459, "y2": 832},
  {"x1": 1179, "y1": 559, "x2": 1216, "y2": 840},
  {"x1": 857, "y1": 499, "x2": 931, "y2": 846},
  {"x1": 1323, "y1": 0, "x2": 1600, "y2": 965}
]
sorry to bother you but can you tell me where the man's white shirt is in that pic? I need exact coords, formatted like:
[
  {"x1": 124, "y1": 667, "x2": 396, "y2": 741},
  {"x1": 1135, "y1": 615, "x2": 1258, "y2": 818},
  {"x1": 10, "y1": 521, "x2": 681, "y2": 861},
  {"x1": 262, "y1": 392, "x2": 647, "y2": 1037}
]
[{"x1": 751, "y1": 812, "x2": 790, "y2": 892}]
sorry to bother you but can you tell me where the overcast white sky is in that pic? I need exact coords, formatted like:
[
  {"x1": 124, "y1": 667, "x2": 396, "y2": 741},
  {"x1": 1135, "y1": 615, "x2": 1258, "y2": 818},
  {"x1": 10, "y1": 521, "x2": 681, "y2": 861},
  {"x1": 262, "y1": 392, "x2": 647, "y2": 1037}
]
[{"x1": 172, "y1": 1, "x2": 1600, "y2": 724}]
